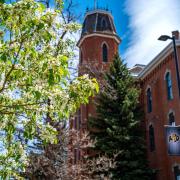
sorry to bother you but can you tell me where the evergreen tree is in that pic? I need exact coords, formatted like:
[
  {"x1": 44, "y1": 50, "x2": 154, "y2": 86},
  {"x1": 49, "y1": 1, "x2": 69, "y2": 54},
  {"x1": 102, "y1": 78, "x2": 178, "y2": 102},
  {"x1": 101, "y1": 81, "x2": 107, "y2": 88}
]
[{"x1": 89, "y1": 54, "x2": 152, "y2": 180}]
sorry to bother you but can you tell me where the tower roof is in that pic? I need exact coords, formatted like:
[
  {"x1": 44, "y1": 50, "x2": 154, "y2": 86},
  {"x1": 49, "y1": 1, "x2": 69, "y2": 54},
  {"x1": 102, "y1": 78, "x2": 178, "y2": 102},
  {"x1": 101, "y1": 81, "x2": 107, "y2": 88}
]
[
  {"x1": 82, "y1": 9, "x2": 116, "y2": 36},
  {"x1": 77, "y1": 9, "x2": 121, "y2": 47}
]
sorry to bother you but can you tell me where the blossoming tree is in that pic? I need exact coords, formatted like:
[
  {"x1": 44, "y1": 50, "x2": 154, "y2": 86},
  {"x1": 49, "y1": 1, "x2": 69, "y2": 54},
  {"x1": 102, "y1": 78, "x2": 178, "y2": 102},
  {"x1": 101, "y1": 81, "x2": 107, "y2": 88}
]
[{"x1": 0, "y1": 0, "x2": 99, "y2": 178}]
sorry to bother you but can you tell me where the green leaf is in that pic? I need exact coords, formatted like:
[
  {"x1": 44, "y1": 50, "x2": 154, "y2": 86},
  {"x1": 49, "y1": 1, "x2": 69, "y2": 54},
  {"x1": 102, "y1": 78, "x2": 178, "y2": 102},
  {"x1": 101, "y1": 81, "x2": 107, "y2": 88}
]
[
  {"x1": 0, "y1": 0, "x2": 5, "y2": 4},
  {"x1": 37, "y1": 22, "x2": 44, "y2": 30},
  {"x1": 0, "y1": 53, "x2": 7, "y2": 62},
  {"x1": 39, "y1": 3, "x2": 46, "y2": 12},
  {"x1": 48, "y1": 69, "x2": 54, "y2": 85},
  {"x1": 26, "y1": 76, "x2": 32, "y2": 85},
  {"x1": 35, "y1": 91, "x2": 41, "y2": 100}
]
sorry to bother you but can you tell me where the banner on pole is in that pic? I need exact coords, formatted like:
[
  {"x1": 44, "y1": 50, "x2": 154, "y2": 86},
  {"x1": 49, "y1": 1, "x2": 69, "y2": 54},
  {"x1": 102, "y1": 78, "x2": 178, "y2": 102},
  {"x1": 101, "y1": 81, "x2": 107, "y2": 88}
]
[{"x1": 165, "y1": 126, "x2": 180, "y2": 155}]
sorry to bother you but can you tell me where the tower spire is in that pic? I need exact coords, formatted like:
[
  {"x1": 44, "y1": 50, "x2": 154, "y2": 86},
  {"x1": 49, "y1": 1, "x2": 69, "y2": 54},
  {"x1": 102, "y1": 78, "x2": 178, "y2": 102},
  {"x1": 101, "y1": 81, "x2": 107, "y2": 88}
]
[{"x1": 94, "y1": 0, "x2": 97, "y2": 9}]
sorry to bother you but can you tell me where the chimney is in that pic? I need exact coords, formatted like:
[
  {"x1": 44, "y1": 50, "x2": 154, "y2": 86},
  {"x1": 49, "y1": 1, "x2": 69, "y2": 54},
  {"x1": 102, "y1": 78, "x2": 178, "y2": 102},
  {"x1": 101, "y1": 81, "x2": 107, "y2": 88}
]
[{"x1": 172, "y1": 30, "x2": 179, "y2": 40}]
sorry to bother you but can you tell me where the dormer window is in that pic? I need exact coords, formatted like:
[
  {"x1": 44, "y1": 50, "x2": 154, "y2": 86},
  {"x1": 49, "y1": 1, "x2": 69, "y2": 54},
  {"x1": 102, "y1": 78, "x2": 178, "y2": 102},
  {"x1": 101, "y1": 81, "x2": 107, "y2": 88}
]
[
  {"x1": 101, "y1": 19, "x2": 107, "y2": 30},
  {"x1": 102, "y1": 43, "x2": 108, "y2": 62}
]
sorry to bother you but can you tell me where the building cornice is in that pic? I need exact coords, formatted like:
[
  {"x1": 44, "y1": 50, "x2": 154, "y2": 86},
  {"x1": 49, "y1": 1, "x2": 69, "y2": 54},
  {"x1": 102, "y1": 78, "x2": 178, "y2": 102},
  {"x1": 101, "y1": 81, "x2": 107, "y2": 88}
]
[
  {"x1": 138, "y1": 40, "x2": 180, "y2": 80},
  {"x1": 77, "y1": 33, "x2": 121, "y2": 47}
]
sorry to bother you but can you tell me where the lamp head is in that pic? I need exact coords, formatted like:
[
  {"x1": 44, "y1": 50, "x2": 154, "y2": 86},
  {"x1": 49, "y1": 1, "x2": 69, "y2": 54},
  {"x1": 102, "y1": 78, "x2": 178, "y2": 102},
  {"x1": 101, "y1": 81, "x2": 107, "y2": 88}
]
[{"x1": 158, "y1": 35, "x2": 172, "y2": 41}]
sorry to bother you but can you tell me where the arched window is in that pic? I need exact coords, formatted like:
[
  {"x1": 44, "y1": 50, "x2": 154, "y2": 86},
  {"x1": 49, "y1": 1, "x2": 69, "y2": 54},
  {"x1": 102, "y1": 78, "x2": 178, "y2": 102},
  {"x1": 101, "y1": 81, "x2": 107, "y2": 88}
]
[
  {"x1": 149, "y1": 125, "x2": 155, "y2": 152},
  {"x1": 165, "y1": 72, "x2": 173, "y2": 100},
  {"x1": 102, "y1": 43, "x2": 108, "y2": 62},
  {"x1": 169, "y1": 112, "x2": 175, "y2": 126},
  {"x1": 147, "y1": 88, "x2": 152, "y2": 113}
]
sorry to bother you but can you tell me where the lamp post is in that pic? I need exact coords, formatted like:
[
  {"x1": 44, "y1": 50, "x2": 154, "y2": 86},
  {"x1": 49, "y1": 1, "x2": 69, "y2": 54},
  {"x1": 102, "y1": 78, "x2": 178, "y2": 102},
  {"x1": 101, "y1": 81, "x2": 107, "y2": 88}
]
[{"x1": 158, "y1": 35, "x2": 180, "y2": 97}]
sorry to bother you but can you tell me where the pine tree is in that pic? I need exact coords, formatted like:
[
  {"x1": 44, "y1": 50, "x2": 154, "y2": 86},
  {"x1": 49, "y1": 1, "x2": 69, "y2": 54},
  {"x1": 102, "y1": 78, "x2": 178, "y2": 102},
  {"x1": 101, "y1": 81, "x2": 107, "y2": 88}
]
[{"x1": 89, "y1": 54, "x2": 152, "y2": 180}]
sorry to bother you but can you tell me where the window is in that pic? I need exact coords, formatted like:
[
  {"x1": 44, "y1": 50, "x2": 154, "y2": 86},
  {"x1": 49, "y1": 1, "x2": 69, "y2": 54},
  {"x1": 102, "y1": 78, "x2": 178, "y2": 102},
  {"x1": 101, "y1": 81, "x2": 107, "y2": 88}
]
[
  {"x1": 147, "y1": 88, "x2": 152, "y2": 113},
  {"x1": 165, "y1": 72, "x2": 173, "y2": 100},
  {"x1": 174, "y1": 166, "x2": 180, "y2": 180},
  {"x1": 149, "y1": 125, "x2": 155, "y2": 152},
  {"x1": 102, "y1": 43, "x2": 108, "y2": 62},
  {"x1": 101, "y1": 19, "x2": 107, "y2": 30},
  {"x1": 169, "y1": 112, "x2": 175, "y2": 126}
]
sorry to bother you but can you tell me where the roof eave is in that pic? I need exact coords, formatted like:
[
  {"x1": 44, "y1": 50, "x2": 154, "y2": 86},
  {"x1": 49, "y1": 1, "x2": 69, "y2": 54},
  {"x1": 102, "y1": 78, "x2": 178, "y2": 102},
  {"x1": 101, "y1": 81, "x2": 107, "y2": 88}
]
[
  {"x1": 138, "y1": 40, "x2": 180, "y2": 80},
  {"x1": 84, "y1": 9, "x2": 114, "y2": 20},
  {"x1": 77, "y1": 33, "x2": 121, "y2": 47}
]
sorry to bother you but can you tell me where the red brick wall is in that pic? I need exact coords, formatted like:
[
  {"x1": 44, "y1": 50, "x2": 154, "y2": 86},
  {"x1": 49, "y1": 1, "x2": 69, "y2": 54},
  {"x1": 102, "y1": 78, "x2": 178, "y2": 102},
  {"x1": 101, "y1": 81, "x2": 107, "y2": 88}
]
[
  {"x1": 78, "y1": 35, "x2": 119, "y2": 125},
  {"x1": 79, "y1": 36, "x2": 119, "y2": 66},
  {"x1": 141, "y1": 46, "x2": 180, "y2": 180}
]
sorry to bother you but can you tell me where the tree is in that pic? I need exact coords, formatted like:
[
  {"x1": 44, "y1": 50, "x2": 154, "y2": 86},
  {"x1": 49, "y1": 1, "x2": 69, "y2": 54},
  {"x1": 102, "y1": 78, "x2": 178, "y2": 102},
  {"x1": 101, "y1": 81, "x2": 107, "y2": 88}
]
[
  {"x1": 24, "y1": 121, "x2": 70, "y2": 180},
  {"x1": 0, "y1": 0, "x2": 99, "y2": 178},
  {"x1": 89, "y1": 54, "x2": 152, "y2": 179},
  {"x1": 22, "y1": 1, "x2": 83, "y2": 179},
  {"x1": 66, "y1": 124, "x2": 118, "y2": 180}
]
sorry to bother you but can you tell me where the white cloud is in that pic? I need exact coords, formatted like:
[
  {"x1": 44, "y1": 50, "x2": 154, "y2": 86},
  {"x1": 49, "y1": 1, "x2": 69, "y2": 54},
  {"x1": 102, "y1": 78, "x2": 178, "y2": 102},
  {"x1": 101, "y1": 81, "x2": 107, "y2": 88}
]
[{"x1": 123, "y1": 0, "x2": 180, "y2": 67}]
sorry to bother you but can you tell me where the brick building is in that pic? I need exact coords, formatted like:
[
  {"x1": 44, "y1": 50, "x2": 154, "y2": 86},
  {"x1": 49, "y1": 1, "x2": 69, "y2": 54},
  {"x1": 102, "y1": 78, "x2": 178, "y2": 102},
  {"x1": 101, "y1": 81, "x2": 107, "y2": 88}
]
[
  {"x1": 70, "y1": 7, "x2": 180, "y2": 180},
  {"x1": 137, "y1": 31, "x2": 180, "y2": 180}
]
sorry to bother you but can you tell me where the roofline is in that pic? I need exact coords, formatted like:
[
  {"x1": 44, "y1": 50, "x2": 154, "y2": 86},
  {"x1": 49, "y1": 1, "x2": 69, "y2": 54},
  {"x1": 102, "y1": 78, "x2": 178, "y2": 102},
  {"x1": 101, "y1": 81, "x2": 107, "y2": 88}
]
[
  {"x1": 84, "y1": 9, "x2": 114, "y2": 20},
  {"x1": 128, "y1": 66, "x2": 144, "y2": 71},
  {"x1": 138, "y1": 40, "x2": 180, "y2": 80},
  {"x1": 77, "y1": 33, "x2": 121, "y2": 47}
]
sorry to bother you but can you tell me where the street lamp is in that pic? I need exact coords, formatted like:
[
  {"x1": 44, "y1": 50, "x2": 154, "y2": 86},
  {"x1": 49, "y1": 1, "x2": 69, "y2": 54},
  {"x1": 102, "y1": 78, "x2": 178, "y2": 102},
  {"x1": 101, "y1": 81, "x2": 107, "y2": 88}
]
[{"x1": 158, "y1": 34, "x2": 180, "y2": 97}]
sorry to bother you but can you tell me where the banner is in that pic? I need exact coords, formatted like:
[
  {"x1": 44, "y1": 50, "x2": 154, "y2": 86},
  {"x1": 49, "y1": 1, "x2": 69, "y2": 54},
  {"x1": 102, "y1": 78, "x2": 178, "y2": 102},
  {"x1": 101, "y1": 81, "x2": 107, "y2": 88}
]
[{"x1": 165, "y1": 126, "x2": 180, "y2": 155}]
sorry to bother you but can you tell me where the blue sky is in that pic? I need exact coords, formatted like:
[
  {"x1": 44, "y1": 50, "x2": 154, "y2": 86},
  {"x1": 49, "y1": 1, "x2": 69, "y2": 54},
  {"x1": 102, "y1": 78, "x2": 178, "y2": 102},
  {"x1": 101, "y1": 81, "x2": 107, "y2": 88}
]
[
  {"x1": 67, "y1": 0, "x2": 180, "y2": 67},
  {"x1": 4, "y1": 0, "x2": 180, "y2": 66}
]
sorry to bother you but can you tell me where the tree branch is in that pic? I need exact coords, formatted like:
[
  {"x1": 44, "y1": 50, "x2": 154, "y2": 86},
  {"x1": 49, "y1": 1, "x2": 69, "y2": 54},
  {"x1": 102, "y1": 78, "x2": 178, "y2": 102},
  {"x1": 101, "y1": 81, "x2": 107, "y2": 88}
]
[{"x1": 0, "y1": 40, "x2": 24, "y2": 93}]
